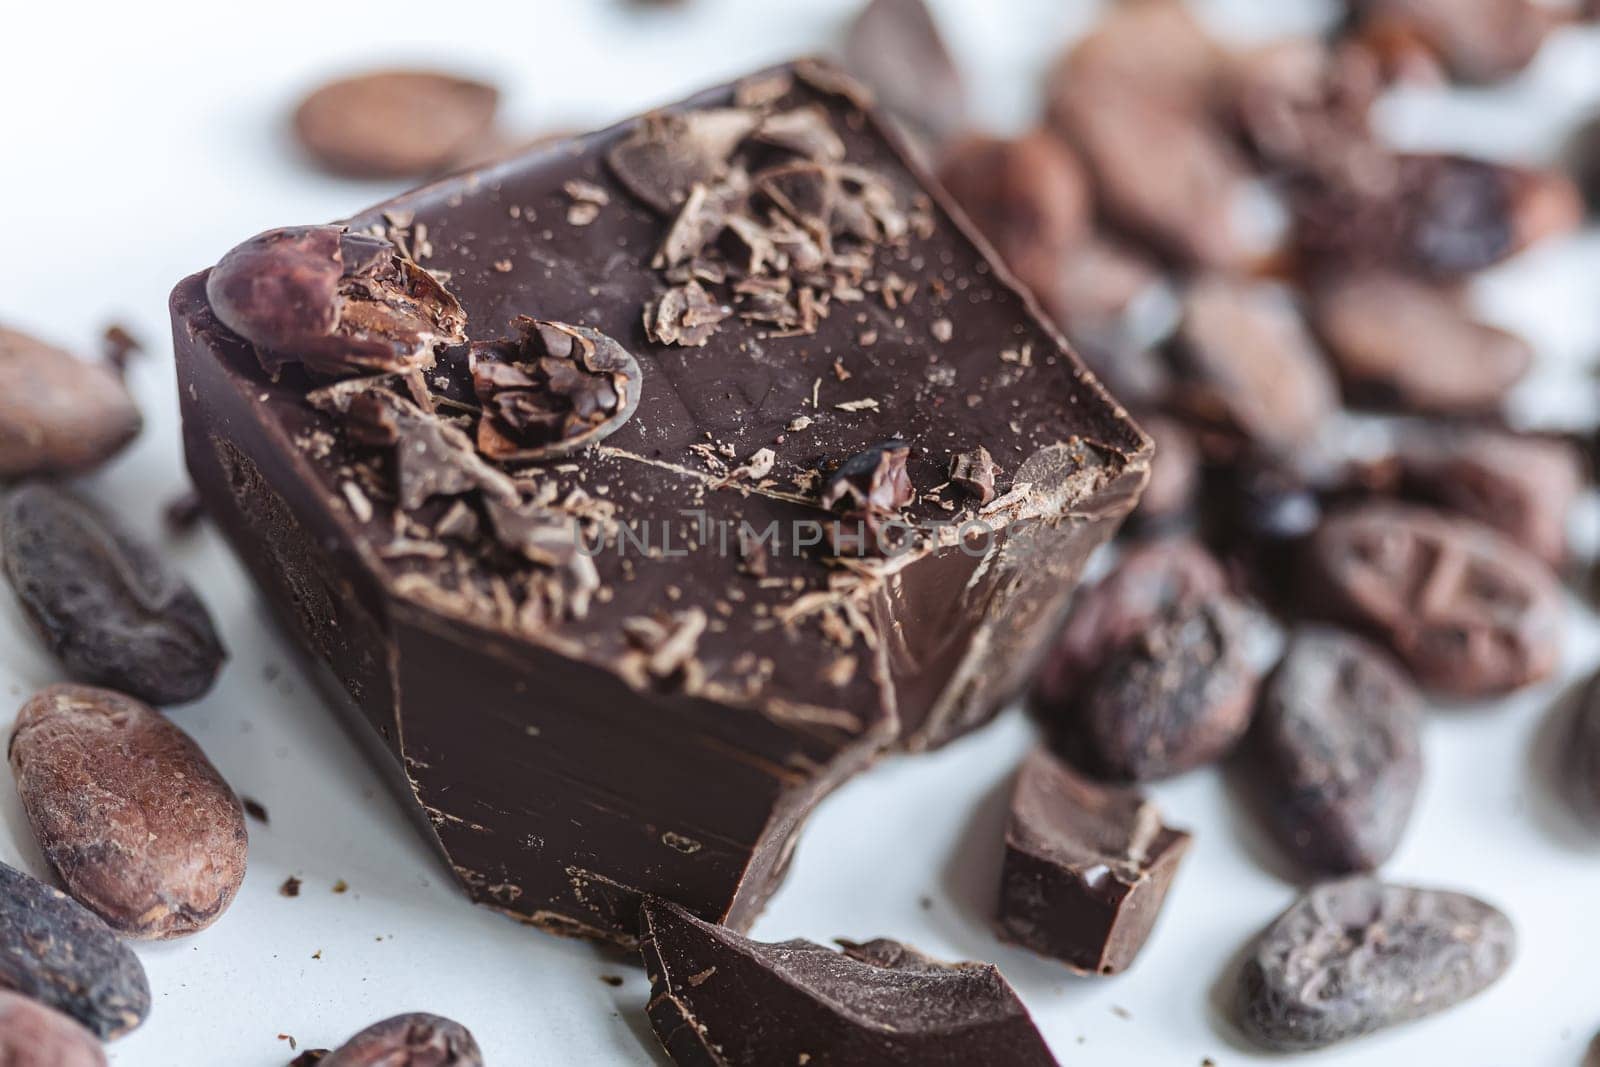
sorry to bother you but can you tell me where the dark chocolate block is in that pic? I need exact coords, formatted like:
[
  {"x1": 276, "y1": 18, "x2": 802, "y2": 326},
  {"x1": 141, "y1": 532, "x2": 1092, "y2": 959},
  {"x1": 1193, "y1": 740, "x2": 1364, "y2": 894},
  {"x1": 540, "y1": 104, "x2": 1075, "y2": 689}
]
[
  {"x1": 170, "y1": 60, "x2": 1149, "y2": 943},
  {"x1": 998, "y1": 749, "x2": 1189, "y2": 974},
  {"x1": 639, "y1": 899, "x2": 1059, "y2": 1066}
]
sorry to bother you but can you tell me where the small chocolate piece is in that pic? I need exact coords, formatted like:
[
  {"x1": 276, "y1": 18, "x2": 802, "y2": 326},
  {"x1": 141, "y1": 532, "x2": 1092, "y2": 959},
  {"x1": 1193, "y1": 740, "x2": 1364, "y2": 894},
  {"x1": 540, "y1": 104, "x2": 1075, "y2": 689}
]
[
  {"x1": 293, "y1": 70, "x2": 500, "y2": 179},
  {"x1": 948, "y1": 445, "x2": 997, "y2": 506},
  {"x1": 1292, "y1": 153, "x2": 1580, "y2": 279},
  {"x1": 10, "y1": 684, "x2": 249, "y2": 939},
  {"x1": 1251, "y1": 628, "x2": 1422, "y2": 874},
  {"x1": 1165, "y1": 277, "x2": 1337, "y2": 457},
  {"x1": 998, "y1": 749, "x2": 1190, "y2": 975},
  {"x1": 1237, "y1": 877, "x2": 1514, "y2": 1051},
  {"x1": 0, "y1": 861, "x2": 150, "y2": 1039},
  {"x1": 0, "y1": 991, "x2": 105, "y2": 1067},
  {"x1": 470, "y1": 317, "x2": 643, "y2": 461},
  {"x1": 842, "y1": 0, "x2": 965, "y2": 146},
  {"x1": 1301, "y1": 503, "x2": 1562, "y2": 695},
  {"x1": 1346, "y1": 0, "x2": 1553, "y2": 85},
  {"x1": 935, "y1": 131, "x2": 1091, "y2": 290},
  {"x1": 1072, "y1": 599, "x2": 1259, "y2": 781},
  {"x1": 317, "y1": 1013, "x2": 482, "y2": 1067},
  {"x1": 820, "y1": 439, "x2": 913, "y2": 514},
  {"x1": 1, "y1": 484, "x2": 226, "y2": 705},
  {"x1": 639, "y1": 898, "x2": 1059, "y2": 1066},
  {"x1": 1307, "y1": 270, "x2": 1531, "y2": 413},
  {"x1": 206, "y1": 226, "x2": 467, "y2": 378},
  {"x1": 1386, "y1": 424, "x2": 1582, "y2": 566},
  {"x1": 1133, "y1": 414, "x2": 1199, "y2": 527},
  {"x1": 1033, "y1": 537, "x2": 1228, "y2": 716},
  {"x1": 0, "y1": 326, "x2": 141, "y2": 481}
]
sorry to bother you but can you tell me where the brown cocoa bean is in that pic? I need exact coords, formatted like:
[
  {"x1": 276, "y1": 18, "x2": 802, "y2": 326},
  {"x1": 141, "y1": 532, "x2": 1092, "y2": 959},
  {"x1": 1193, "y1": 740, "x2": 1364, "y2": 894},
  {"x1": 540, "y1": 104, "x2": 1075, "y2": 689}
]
[
  {"x1": 9, "y1": 684, "x2": 248, "y2": 939},
  {"x1": 319, "y1": 1013, "x2": 482, "y2": 1066},
  {"x1": 0, "y1": 990, "x2": 105, "y2": 1066},
  {"x1": 0, "y1": 327, "x2": 141, "y2": 481}
]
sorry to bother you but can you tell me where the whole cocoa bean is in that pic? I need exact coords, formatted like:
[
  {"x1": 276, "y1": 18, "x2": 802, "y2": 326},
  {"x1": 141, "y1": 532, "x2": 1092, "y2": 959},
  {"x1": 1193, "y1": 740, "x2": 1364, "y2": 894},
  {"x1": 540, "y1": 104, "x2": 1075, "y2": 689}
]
[
  {"x1": 319, "y1": 1013, "x2": 483, "y2": 1066},
  {"x1": 1, "y1": 484, "x2": 225, "y2": 704},
  {"x1": 10, "y1": 684, "x2": 248, "y2": 939},
  {"x1": 0, "y1": 990, "x2": 105, "y2": 1066},
  {"x1": 0, "y1": 862, "x2": 149, "y2": 1039},
  {"x1": 0, "y1": 327, "x2": 141, "y2": 481}
]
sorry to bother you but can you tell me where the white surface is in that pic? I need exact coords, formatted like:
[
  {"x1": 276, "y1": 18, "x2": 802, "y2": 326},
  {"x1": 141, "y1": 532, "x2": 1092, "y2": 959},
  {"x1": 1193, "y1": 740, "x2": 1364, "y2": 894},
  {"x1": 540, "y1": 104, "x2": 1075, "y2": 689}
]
[{"x1": 3, "y1": 1, "x2": 1600, "y2": 1064}]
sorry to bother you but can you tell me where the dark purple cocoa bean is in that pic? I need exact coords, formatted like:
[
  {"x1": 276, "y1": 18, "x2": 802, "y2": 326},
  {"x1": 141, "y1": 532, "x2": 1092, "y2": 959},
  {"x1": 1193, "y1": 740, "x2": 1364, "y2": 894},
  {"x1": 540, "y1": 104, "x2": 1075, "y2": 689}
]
[
  {"x1": 1307, "y1": 270, "x2": 1530, "y2": 413},
  {"x1": 1238, "y1": 878, "x2": 1514, "y2": 1050},
  {"x1": 1166, "y1": 277, "x2": 1338, "y2": 457},
  {"x1": 293, "y1": 70, "x2": 500, "y2": 179},
  {"x1": 318, "y1": 1013, "x2": 482, "y2": 1067},
  {"x1": 0, "y1": 327, "x2": 141, "y2": 481},
  {"x1": 1252, "y1": 628, "x2": 1423, "y2": 874},
  {"x1": 1, "y1": 484, "x2": 225, "y2": 705},
  {"x1": 0, "y1": 861, "x2": 150, "y2": 1039},
  {"x1": 1300, "y1": 503, "x2": 1562, "y2": 695},
  {"x1": 1034, "y1": 537, "x2": 1228, "y2": 715},
  {"x1": 10, "y1": 684, "x2": 248, "y2": 939},
  {"x1": 1073, "y1": 599, "x2": 1260, "y2": 781},
  {"x1": 0, "y1": 991, "x2": 105, "y2": 1066}
]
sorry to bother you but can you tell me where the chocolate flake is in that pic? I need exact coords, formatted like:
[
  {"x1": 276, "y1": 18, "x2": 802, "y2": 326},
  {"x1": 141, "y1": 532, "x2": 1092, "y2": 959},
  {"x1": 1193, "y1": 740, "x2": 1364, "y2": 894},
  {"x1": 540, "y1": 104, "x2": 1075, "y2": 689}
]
[
  {"x1": 607, "y1": 109, "x2": 759, "y2": 215},
  {"x1": 471, "y1": 317, "x2": 643, "y2": 461}
]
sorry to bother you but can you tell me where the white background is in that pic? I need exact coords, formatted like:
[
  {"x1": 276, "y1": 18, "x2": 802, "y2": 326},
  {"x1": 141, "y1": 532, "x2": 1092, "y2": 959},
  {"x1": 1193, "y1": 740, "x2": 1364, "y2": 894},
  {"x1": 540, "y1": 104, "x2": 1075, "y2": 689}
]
[{"x1": 4, "y1": 1, "x2": 1600, "y2": 1063}]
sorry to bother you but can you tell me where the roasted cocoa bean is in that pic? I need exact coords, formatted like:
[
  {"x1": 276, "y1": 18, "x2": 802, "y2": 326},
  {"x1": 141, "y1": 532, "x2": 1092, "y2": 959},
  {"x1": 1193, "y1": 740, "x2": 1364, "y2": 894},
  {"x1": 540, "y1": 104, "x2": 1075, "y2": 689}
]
[
  {"x1": 318, "y1": 1013, "x2": 483, "y2": 1067},
  {"x1": 0, "y1": 991, "x2": 105, "y2": 1066},
  {"x1": 10, "y1": 684, "x2": 248, "y2": 939},
  {"x1": 1, "y1": 484, "x2": 225, "y2": 705},
  {"x1": 0, "y1": 327, "x2": 141, "y2": 482}
]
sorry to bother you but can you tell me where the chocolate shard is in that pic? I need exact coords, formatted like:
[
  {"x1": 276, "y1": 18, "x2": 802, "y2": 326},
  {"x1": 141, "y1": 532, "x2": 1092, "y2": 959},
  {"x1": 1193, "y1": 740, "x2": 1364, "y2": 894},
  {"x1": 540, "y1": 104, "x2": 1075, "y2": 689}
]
[
  {"x1": 998, "y1": 749, "x2": 1190, "y2": 975},
  {"x1": 1250, "y1": 628, "x2": 1423, "y2": 874},
  {"x1": 1237, "y1": 878, "x2": 1514, "y2": 1051},
  {"x1": 842, "y1": 0, "x2": 965, "y2": 147},
  {"x1": 639, "y1": 899, "x2": 1060, "y2": 1066},
  {"x1": 206, "y1": 226, "x2": 466, "y2": 378}
]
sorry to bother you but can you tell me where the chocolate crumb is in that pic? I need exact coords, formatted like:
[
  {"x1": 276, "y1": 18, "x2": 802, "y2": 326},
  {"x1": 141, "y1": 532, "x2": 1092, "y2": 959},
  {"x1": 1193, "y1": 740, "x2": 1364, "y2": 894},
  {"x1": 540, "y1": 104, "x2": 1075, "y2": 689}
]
[
  {"x1": 332, "y1": 880, "x2": 349, "y2": 894},
  {"x1": 242, "y1": 797, "x2": 270, "y2": 824},
  {"x1": 600, "y1": 974, "x2": 624, "y2": 988},
  {"x1": 280, "y1": 876, "x2": 302, "y2": 898}
]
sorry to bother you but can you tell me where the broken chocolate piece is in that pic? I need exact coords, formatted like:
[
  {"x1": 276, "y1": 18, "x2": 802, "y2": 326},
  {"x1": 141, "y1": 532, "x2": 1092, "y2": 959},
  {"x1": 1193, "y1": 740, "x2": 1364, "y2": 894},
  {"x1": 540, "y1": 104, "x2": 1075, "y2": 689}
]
[
  {"x1": 1237, "y1": 877, "x2": 1514, "y2": 1051},
  {"x1": 293, "y1": 69, "x2": 500, "y2": 179},
  {"x1": 471, "y1": 317, "x2": 643, "y2": 461},
  {"x1": 639, "y1": 898, "x2": 1059, "y2": 1066},
  {"x1": 206, "y1": 226, "x2": 466, "y2": 378},
  {"x1": 1301, "y1": 503, "x2": 1562, "y2": 695},
  {"x1": 0, "y1": 326, "x2": 142, "y2": 481},
  {"x1": 948, "y1": 445, "x2": 998, "y2": 506},
  {"x1": 1250, "y1": 628, "x2": 1423, "y2": 874},
  {"x1": 1307, "y1": 270, "x2": 1531, "y2": 413},
  {"x1": 999, "y1": 749, "x2": 1190, "y2": 975},
  {"x1": 821, "y1": 440, "x2": 913, "y2": 514},
  {"x1": 1, "y1": 484, "x2": 226, "y2": 705},
  {"x1": 842, "y1": 0, "x2": 965, "y2": 146}
]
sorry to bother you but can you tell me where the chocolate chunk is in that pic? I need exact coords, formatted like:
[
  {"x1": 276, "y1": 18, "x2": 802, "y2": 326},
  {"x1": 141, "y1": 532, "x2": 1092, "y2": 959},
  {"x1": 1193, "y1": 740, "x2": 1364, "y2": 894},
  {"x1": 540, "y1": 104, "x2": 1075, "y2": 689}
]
[
  {"x1": 1133, "y1": 414, "x2": 1198, "y2": 527},
  {"x1": 0, "y1": 326, "x2": 141, "y2": 481},
  {"x1": 0, "y1": 861, "x2": 150, "y2": 1039},
  {"x1": 948, "y1": 445, "x2": 998, "y2": 506},
  {"x1": 293, "y1": 70, "x2": 500, "y2": 179},
  {"x1": 1346, "y1": 0, "x2": 1553, "y2": 85},
  {"x1": 1, "y1": 484, "x2": 225, "y2": 705},
  {"x1": 471, "y1": 317, "x2": 643, "y2": 461},
  {"x1": 1071, "y1": 599, "x2": 1259, "y2": 781},
  {"x1": 0, "y1": 992, "x2": 105, "y2": 1067},
  {"x1": 1166, "y1": 277, "x2": 1337, "y2": 457},
  {"x1": 998, "y1": 749, "x2": 1190, "y2": 975},
  {"x1": 1237, "y1": 878, "x2": 1514, "y2": 1051},
  {"x1": 638, "y1": 899, "x2": 1059, "y2": 1066},
  {"x1": 172, "y1": 61, "x2": 1151, "y2": 943},
  {"x1": 821, "y1": 440, "x2": 913, "y2": 514},
  {"x1": 10, "y1": 684, "x2": 249, "y2": 939},
  {"x1": 1292, "y1": 153, "x2": 1580, "y2": 279},
  {"x1": 1251, "y1": 628, "x2": 1422, "y2": 874},
  {"x1": 1307, "y1": 270, "x2": 1531, "y2": 413},
  {"x1": 842, "y1": 0, "x2": 964, "y2": 146},
  {"x1": 206, "y1": 226, "x2": 467, "y2": 378},
  {"x1": 1392, "y1": 425, "x2": 1581, "y2": 566},
  {"x1": 316, "y1": 1013, "x2": 482, "y2": 1067},
  {"x1": 1301, "y1": 503, "x2": 1562, "y2": 695},
  {"x1": 1033, "y1": 537, "x2": 1228, "y2": 716},
  {"x1": 935, "y1": 131, "x2": 1092, "y2": 292}
]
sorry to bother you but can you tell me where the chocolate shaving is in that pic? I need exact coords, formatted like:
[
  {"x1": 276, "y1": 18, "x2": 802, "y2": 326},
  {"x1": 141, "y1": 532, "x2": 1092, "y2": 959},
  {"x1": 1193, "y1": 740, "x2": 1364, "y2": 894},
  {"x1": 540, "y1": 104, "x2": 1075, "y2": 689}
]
[
  {"x1": 470, "y1": 318, "x2": 642, "y2": 462},
  {"x1": 753, "y1": 106, "x2": 846, "y2": 162},
  {"x1": 606, "y1": 108, "x2": 760, "y2": 215},
  {"x1": 206, "y1": 226, "x2": 466, "y2": 378}
]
